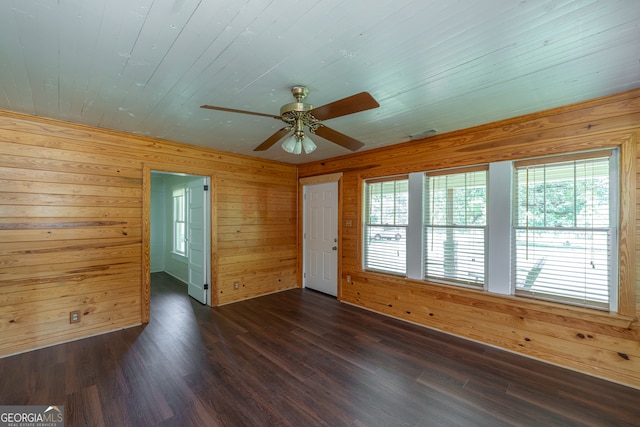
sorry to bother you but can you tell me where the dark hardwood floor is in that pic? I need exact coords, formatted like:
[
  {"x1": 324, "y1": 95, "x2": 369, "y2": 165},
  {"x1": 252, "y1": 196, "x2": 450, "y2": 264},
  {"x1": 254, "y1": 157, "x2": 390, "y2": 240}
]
[{"x1": 1, "y1": 272, "x2": 639, "y2": 426}]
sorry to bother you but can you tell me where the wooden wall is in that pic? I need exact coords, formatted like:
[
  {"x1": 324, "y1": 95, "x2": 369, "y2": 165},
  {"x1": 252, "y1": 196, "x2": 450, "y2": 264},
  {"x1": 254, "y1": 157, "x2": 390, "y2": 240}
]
[
  {"x1": 0, "y1": 111, "x2": 297, "y2": 357},
  {"x1": 298, "y1": 88, "x2": 640, "y2": 389}
]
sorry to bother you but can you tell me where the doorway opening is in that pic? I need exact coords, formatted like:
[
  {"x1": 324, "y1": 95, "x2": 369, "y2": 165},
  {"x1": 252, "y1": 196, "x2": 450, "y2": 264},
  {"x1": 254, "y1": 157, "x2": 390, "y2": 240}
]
[{"x1": 149, "y1": 171, "x2": 211, "y2": 306}]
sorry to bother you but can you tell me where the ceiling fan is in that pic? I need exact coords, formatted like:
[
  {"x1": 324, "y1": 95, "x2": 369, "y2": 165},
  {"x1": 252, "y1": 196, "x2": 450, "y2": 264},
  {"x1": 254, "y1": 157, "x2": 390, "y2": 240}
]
[{"x1": 201, "y1": 86, "x2": 379, "y2": 154}]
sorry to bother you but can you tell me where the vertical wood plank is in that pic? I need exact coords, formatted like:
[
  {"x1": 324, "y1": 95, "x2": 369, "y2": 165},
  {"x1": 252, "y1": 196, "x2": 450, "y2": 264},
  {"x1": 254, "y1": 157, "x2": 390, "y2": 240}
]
[
  {"x1": 141, "y1": 164, "x2": 151, "y2": 323},
  {"x1": 209, "y1": 174, "x2": 219, "y2": 307},
  {"x1": 618, "y1": 135, "x2": 637, "y2": 316}
]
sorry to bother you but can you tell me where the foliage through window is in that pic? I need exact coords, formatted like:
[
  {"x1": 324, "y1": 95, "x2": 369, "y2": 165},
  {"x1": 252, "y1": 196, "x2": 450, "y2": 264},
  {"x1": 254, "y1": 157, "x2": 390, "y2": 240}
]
[
  {"x1": 424, "y1": 167, "x2": 487, "y2": 287},
  {"x1": 364, "y1": 177, "x2": 408, "y2": 274},
  {"x1": 512, "y1": 151, "x2": 616, "y2": 310}
]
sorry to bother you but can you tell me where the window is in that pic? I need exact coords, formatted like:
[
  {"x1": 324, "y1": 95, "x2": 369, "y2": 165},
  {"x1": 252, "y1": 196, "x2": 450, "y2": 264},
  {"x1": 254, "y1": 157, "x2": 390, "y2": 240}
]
[
  {"x1": 512, "y1": 151, "x2": 617, "y2": 310},
  {"x1": 173, "y1": 187, "x2": 186, "y2": 255},
  {"x1": 361, "y1": 148, "x2": 619, "y2": 312},
  {"x1": 424, "y1": 167, "x2": 487, "y2": 287},
  {"x1": 364, "y1": 177, "x2": 408, "y2": 274}
]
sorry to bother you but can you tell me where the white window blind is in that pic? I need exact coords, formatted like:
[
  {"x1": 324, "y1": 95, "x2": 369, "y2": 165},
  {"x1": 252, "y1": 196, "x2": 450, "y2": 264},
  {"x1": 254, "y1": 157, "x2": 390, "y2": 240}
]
[
  {"x1": 364, "y1": 177, "x2": 408, "y2": 275},
  {"x1": 512, "y1": 151, "x2": 616, "y2": 310},
  {"x1": 424, "y1": 167, "x2": 487, "y2": 287}
]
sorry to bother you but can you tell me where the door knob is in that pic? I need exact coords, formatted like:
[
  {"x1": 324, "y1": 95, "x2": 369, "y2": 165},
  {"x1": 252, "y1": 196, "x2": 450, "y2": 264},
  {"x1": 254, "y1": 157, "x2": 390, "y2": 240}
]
[{"x1": 332, "y1": 246, "x2": 337, "y2": 251}]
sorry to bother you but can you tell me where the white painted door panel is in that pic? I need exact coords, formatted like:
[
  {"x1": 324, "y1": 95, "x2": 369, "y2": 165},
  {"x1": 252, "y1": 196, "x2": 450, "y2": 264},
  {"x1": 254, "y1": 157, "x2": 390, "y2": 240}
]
[
  {"x1": 304, "y1": 182, "x2": 338, "y2": 296},
  {"x1": 187, "y1": 178, "x2": 209, "y2": 304}
]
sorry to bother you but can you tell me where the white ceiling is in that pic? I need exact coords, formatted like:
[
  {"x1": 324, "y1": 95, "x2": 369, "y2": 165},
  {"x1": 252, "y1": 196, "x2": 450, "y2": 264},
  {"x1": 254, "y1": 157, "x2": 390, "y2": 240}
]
[{"x1": 1, "y1": 0, "x2": 639, "y2": 164}]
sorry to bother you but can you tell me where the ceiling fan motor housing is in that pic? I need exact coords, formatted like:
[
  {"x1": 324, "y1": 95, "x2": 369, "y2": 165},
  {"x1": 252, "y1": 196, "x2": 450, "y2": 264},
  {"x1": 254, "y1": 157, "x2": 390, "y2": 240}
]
[
  {"x1": 280, "y1": 86, "x2": 314, "y2": 116},
  {"x1": 279, "y1": 101, "x2": 314, "y2": 116},
  {"x1": 279, "y1": 86, "x2": 320, "y2": 133}
]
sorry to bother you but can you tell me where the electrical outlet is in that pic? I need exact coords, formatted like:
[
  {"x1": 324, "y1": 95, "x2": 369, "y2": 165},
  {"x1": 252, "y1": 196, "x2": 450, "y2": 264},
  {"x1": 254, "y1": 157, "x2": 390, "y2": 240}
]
[
  {"x1": 346, "y1": 275, "x2": 352, "y2": 284},
  {"x1": 70, "y1": 310, "x2": 81, "y2": 324},
  {"x1": 234, "y1": 282, "x2": 239, "y2": 290}
]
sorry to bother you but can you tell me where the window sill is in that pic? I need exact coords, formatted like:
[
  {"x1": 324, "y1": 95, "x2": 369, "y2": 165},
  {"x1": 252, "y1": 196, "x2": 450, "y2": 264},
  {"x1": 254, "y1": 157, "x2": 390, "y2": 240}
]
[{"x1": 171, "y1": 252, "x2": 187, "y2": 262}]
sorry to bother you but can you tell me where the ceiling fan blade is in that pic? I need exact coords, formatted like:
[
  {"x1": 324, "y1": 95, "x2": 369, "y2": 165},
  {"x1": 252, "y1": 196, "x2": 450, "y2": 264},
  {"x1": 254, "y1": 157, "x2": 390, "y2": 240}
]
[
  {"x1": 200, "y1": 105, "x2": 282, "y2": 120},
  {"x1": 309, "y1": 92, "x2": 379, "y2": 121},
  {"x1": 253, "y1": 128, "x2": 291, "y2": 151},
  {"x1": 314, "y1": 125, "x2": 365, "y2": 151}
]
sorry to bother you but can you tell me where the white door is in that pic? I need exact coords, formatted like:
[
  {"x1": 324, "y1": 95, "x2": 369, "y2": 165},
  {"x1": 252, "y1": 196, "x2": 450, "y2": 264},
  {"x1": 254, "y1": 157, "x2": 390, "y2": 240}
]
[
  {"x1": 187, "y1": 177, "x2": 210, "y2": 304},
  {"x1": 304, "y1": 182, "x2": 338, "y2": 296}
]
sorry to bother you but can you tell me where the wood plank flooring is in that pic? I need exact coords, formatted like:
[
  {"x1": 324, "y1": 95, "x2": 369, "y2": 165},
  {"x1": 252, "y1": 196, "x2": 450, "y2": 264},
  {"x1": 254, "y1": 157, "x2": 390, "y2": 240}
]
[{"x1": 1, "y1": 272, "x2": 639, "y2": 426}]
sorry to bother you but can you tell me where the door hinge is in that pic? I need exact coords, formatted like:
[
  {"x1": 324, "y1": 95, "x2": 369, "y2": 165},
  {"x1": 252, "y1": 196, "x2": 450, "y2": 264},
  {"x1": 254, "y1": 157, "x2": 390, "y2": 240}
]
[
  {"x1": 303, "y1": 273, "x2": 306, "y2": 278},
  {"x1": 204, "y1": 283, "x2": 209, "y2": 290},
  {"x1": 204, "y1": 185, "x2": 209, "y2": 191}
]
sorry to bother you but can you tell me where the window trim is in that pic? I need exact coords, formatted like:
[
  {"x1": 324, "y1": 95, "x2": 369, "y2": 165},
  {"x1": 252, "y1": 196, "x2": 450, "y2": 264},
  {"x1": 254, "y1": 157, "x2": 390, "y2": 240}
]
[
  {"x1": 513, "y1": 149, "x2": 614, "y2": 168},
  {"x1": 172, "y1": 186, "x2": 187, "y2": 256},
  {"x1": 425, "y1": 164, "x2": 489, "y2": 176}
]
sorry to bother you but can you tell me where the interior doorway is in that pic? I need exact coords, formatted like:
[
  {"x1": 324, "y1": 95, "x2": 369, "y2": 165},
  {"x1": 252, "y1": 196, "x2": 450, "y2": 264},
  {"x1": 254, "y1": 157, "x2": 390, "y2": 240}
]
[{"x1": 150, "y1": 171, "x2": 211, "y2": 305}]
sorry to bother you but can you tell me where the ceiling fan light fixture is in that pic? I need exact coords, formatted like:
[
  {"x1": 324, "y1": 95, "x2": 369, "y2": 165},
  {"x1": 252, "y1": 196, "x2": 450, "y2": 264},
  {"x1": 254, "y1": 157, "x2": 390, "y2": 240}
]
[
  {"x1": 302, "y1": 135, "x2": 317, "y2": 154},
  {"x1": 282, "y1": 115, "x2": 316, "y2": 155},
  {"x1": 282, "y1": 133, "x2": 315, "y2": 155},
  {"x1": 293, "y1": 140, "x2": 302, "y2": 154},
  {"x1": 281, "y1": 134, "x2": 298, "y2": 153}
]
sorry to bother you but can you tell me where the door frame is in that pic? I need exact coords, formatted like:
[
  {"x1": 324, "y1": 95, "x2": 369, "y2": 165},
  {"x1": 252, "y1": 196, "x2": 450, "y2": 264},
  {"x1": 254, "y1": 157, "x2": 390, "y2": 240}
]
[
  {"x1": 142, "y1": 163, "x2": 218, "y2": 323},
  {"x1": 299, "y1": 173, "x2": 343, "y2": 299}
]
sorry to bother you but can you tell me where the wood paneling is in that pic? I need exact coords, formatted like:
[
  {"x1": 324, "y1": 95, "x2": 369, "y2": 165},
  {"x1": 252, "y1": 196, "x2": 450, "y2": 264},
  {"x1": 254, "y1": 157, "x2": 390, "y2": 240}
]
[
  {"x1": 0, "y1": 110, "x2": 297, "y2": 356},
  {"x1": 298, "y1": 88, "x2": 640, "y2": 389}
]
